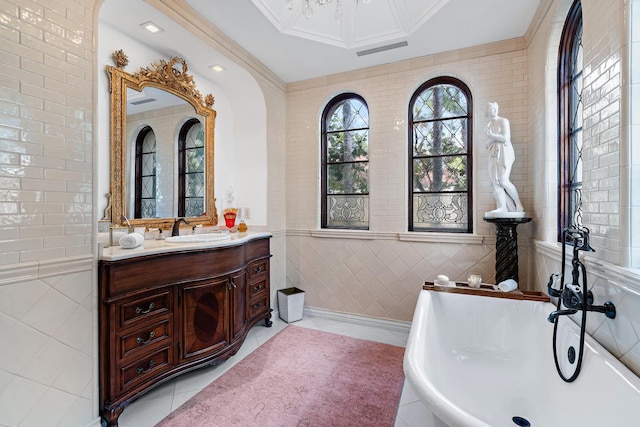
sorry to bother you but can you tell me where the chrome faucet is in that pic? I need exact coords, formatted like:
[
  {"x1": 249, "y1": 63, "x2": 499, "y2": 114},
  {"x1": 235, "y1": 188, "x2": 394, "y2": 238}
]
[{"x1": 171, "y1": 218, "x2": 190, "y2": 236}]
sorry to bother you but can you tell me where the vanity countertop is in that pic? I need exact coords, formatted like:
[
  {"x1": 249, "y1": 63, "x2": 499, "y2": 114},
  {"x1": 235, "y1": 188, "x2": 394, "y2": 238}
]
[{"x1": 99, "y1": 231, "x2": 272, "y2": 261}]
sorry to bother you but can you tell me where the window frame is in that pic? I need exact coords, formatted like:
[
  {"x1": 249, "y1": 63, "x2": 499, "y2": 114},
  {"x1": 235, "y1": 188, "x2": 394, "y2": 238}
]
[
  {"x1": 557, "y1": 0, "x2": 583, "y2": 240},
  {"x1": 178, "y1": 118, "x2": 205, "y2": 218},
  {"x1": 320, "y1": 92, "x2": 370, "y2": 230},
  {"x1": 134, "y1": 125, "x2": 156, "y2": 218},
  {"x1": 408, "y1": 76, "x2": 473, "y2": 233}
]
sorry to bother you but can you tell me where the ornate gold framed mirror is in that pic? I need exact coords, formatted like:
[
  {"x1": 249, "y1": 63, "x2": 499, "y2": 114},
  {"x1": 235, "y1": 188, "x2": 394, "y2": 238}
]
[{"x1": 107, "y1": 50, "x2": 218, "y2": 230}]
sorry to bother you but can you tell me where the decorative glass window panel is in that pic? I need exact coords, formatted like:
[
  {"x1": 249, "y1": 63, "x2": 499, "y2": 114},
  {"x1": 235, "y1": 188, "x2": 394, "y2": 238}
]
[
  {"x1": 409, "y1": 77, "x2": 472, "y2": 232},
  {"x1": 179, "y1": 119, "x2": 205, "y2": 217},
  {"x1": 134, "y1": 126, "x2": 157, "y2": 218},
  {"x1": 558, "y1": 0, "x2": 583, "y2": 238},
  {"x1": 321, "y1": 93, "x2": 369, "y2": 229}
]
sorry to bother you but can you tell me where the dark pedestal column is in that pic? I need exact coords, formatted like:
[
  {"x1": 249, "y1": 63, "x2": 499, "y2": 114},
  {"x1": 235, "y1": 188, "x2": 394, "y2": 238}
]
[{"x1": 483, "y1": 217, "x2": 532, "y2": 284}]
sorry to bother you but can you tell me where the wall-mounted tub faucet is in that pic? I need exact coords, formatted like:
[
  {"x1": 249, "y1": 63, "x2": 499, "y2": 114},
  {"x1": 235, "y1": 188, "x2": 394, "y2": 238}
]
[
  {"x1": 547, "y1": 227, "x2": 616, "y2": 324},
  {"x1": 547, "y1": 225, "x2": 616, "y2": 382},
  {"x1": 547, "y1": 282, "x2": 616, "y2": 323},
  {"x1": 547, "y1": 308, "x2": 577, "y2": 323},
  {"x1": 172, "y1": 217, "x2": 190, "y2": 236}
]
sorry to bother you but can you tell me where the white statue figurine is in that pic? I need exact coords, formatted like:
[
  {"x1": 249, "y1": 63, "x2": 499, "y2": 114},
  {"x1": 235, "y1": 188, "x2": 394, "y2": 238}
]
[{"x1": 484, "y1": 102, "x2": 525, "y2": 218}]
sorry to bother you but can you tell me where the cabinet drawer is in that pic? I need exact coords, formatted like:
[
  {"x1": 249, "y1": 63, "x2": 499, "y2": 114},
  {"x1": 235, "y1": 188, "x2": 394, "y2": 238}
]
[
  {"x1": 120, "y1": 346, "x2": 171, "y2": 391},
  {"x1": 248, "y1": 295, "x2": 269, "y2": 318},
  {"x1": 119, "y1": 292, "x2": 170, "y2": 328},
  {"x1": 248, "y1": 278, "x2": 268, "y2": 298},
  {"x1": 248, "y1": 260, "x2": 269, "y2": 279},
  {"x1": 118, "y1": 317, "x2": 172, "y2": 360}
]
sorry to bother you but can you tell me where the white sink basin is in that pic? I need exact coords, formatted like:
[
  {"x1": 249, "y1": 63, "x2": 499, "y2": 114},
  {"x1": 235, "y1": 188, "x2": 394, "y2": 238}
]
[{"x1": 164, "y1": 233, "x2": 231, "y2": 244}]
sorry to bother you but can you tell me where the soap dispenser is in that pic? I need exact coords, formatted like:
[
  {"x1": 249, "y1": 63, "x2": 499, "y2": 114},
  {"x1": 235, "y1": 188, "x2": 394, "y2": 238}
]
[{"x1": 156, "y1": 228, "x2": 165, "y2": 240}]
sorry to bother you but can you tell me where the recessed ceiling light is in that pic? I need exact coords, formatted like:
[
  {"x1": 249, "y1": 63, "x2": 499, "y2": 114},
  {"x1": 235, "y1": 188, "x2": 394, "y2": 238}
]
[
  {"x1": 209, "y1": 65, "x2": 225, "y2": 72},
  {"x1": 141, "y1": 21, "x2": 163, "y2": 34}
]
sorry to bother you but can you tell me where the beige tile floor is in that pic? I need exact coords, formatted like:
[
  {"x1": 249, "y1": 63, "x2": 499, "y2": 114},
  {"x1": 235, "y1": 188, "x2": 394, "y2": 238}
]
[{"x1": 115, "y1": 314, "x2": 441, "y2": 427}]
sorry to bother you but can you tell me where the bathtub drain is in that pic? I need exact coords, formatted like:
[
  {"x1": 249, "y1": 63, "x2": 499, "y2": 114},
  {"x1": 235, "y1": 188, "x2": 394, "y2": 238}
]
[{"x1": 512, "y1": 416, "x2": 531, "y2": 426}]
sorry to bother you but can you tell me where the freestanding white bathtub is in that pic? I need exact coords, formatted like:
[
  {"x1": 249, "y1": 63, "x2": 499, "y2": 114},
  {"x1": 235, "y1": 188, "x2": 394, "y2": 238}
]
[{"x1": 404, "y1": 289, "x2": 640, "y2": 427}]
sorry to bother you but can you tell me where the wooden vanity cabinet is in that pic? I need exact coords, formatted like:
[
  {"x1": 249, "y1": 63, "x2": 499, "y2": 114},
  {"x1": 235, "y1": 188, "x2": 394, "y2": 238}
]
[{"x1": 99, "y1": 237, "x2": 272, "y2": 426}]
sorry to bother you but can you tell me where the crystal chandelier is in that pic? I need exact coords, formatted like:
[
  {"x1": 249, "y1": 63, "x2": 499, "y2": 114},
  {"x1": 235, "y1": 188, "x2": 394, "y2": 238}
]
[{"x1": 286, "y1": 0, "x2": 371, "y2": 21}]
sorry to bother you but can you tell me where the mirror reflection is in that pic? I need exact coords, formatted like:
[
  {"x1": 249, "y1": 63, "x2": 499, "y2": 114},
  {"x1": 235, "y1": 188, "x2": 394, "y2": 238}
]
[{"x1": 125, "y1": 87, "x2": 206, "y2": 219}]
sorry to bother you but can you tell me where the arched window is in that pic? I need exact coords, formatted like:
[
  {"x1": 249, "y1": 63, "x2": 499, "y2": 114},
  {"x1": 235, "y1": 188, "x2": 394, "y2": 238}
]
[
  {"x1": 321, "y1": 93, "x2": 369, "y2": 229},
  {"x1": 409, "y1": 77, "x2": 473, "y2": 232},
  {"x1": 178, "y1": 118, "x2": 205, "y2": 217},
  {"x1": 558, "y1": 0, "x2": 583, "y2": 239},
  {"x1": 134, "y1": 126, "x2": 157, "y2": 218}
]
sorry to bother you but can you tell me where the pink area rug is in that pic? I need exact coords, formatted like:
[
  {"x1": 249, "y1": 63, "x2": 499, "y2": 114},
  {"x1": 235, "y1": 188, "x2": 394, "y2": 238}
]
[{"x1": 156, "y1": 325, "x2": 405, "y2": 427}]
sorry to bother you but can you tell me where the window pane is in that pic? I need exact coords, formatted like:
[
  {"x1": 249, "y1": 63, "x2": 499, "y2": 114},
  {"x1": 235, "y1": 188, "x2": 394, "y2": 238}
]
[
  {"x1": 412, "y1": 157, "x2": 467, "y2": 192},
  {"x1": 570, "y1": 129, "x2": 583, "y2": 182},
  {"x1": 327, "y1": 98, "x2": 369, "y2": 131},
  {"x1": 412, "y1": 84, "x2": 468, "y2": 121},
  {"x1": 142, "y1": 152, "x2": 155, "y2": 176},
  {"x1": 327, "y1": 130, "x2": 369, "y2": 162},
  {"x1": 140, "y1": 199, "x2": 156, "y2": 218},
  {"x1": 184, "y1": 197, "x2": 204, "y2": 218},
  {"x1": 186, "y1": 124, "x2": 204, "y2": 148},
  {"x1": 141, "y1": 176, "x2": 155, "y2": 198},
  {"x1": 186, "y1": 147, "x2": 205, "y2": 173},
  {"x1": 413, "y1": 118, "x2": 468, "y2": 156},
  {"x1": 142, "y1": 132, "x2": 155, "y2": 152},
  {"x1": 413, "y1": 193, "x2": 468, "y2": 231},
  {"x1": 326, "y1": 195, "x2": 369, "y2": 228},
  {"x1": 327, "y1": 162, "x2": 368, "y2": 194},
  {"x1": 186, "y1": 173, "x2": 204, "y2": 198}
]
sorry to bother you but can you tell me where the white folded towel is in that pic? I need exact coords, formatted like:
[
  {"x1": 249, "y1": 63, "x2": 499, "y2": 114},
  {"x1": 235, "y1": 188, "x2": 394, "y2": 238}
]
[{"x1": 119, "y1": 232, "x2": 144, "y2": 249}]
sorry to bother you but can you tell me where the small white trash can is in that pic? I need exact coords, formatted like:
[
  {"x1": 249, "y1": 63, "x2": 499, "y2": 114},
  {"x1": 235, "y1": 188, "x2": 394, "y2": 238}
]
[{"x1": 277, "y1": 287, "x2": 305, "y2": 323}]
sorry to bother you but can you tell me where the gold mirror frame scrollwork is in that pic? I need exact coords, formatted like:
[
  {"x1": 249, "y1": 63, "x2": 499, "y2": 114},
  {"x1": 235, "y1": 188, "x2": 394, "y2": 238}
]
[{"x1": 107, "y1": 50, "x2": 218, "y2": 230}]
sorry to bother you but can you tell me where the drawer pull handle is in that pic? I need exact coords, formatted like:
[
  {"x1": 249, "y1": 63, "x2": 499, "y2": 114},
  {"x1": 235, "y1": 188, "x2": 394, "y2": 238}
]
[
  {"x1": 135, "y1": 302, "x2": 155, "y2": 315},
  {"x1": 135, "y1": 359, "x2": 155, "y2": 375},
  {"x1": 253, "y1": 285, "x2": 262, "y2": 292},
  {"x1": 136, "y1": 331, "x2": 155, "y2": 345},
  {"x1": 252, "y1": 302, "x2": 264, "y2": 310},
  {"x1": 228, "y1": 279, "x2": 237, "y2": 290},
  {"x1": 252, "y1": 266, "x2": 263, "y2": 274}
]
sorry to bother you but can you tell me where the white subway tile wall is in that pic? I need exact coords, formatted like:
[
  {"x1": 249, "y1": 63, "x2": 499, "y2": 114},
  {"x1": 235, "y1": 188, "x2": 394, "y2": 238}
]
[
  {"x1": 0, "y1": 0, "x2": 96, "y2": 426},
  {"x1": 0, "y1": 0, "x2": 94, "y2": 265}
]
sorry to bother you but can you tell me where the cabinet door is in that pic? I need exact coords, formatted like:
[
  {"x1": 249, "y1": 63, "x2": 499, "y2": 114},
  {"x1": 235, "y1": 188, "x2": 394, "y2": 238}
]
[
  {"x1": 180, "y1": 278, "x2": 229, "y2": 360},
  {"x1": 231, "y1": 270, "x2": 247, "y2": 339}
]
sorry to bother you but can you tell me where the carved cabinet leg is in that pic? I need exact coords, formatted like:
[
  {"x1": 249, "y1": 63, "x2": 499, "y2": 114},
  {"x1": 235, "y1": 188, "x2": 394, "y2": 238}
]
[
  {"x1": 265, "y1": 311, "x2": 273, "y2": 327},
  {"x1": 102, "y1": 405, "x2": 124, "y2": 427}
]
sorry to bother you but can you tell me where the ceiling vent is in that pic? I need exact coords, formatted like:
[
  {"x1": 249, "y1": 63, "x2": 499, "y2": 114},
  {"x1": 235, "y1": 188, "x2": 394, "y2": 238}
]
[
  {"x1": 357, "y1": 41, "x2": 408, "y2": 56},
  {"x1": 130, "y1": 98, "x2": 157, "y2": 105}
]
